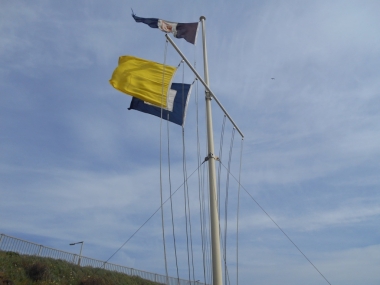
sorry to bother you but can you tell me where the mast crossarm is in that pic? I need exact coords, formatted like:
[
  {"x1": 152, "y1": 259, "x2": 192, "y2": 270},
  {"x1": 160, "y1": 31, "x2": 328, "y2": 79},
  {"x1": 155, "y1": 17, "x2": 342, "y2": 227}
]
[{"x1": 165, "y1": 34, "x2": 244, "y2": 138}]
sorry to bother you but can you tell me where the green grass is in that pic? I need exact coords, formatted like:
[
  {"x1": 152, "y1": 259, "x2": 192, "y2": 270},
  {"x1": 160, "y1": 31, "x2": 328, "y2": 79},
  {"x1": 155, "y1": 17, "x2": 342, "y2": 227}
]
[{"x1": 0, "y1": 251, "x2": 163, "y2": 285}]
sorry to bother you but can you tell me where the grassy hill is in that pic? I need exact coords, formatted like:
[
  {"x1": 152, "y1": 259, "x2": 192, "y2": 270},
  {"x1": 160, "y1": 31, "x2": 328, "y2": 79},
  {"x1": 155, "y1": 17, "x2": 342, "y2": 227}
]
[{"x1": 0, "y1": 250, "x2": 163, "y2": 285}]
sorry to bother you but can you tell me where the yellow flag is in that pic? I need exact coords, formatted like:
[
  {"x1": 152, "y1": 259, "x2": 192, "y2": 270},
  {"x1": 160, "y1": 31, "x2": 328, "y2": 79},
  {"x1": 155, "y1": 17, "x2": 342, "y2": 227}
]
[{"x1": 109, "y1": 55, "x2": 176, "y2": 109}]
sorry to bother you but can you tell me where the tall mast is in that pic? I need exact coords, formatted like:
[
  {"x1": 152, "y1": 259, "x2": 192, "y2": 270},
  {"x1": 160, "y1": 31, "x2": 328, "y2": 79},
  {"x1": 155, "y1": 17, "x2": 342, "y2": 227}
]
[
  {"x1": 166, "y1": 16, "x2": 244, "y2": 285},
  {"x1": 200, "y1": 16, "x2": 223, "y2": 285}
]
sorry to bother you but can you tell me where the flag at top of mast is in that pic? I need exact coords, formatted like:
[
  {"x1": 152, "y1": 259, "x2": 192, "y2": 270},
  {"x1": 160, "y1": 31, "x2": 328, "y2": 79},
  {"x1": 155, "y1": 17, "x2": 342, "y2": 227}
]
[{"x1": 132, "y1": 11, "x2": 199, "y2": 44}]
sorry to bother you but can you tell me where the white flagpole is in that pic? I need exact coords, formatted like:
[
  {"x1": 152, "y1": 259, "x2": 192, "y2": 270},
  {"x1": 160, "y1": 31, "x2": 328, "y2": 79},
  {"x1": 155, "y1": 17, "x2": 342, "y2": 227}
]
[
  {"x1": 200, "y1": 15, "x2": 223, "y2": 285},
  {"x1": 165, "y1": 16, "x2": 244, "y2": 285}
]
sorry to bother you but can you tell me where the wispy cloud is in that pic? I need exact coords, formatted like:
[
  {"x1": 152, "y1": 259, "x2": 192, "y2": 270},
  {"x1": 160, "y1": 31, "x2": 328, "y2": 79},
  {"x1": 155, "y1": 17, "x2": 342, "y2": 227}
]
[{"x1": 1, "y1": 1, "x2": 380, "y2": 285}]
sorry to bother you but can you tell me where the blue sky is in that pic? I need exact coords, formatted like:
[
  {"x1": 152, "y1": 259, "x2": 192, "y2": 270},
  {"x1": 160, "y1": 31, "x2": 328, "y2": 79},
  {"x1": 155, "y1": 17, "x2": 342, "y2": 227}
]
[{"x1": 1, "y1": 1, "x2": 380, "y2": 284}]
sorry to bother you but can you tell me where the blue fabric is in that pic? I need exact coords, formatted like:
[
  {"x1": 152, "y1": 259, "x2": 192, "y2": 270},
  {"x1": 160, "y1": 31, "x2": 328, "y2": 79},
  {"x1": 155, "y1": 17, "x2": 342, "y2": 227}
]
[
  {"x1": 128, "y1": 83, "x2": 191, "y2": 126},
  {"x1": 132, "y1": 13, "x2": 159, "y2": 29},
  {"x1": 176, "y1": 22, "x2": 198, "y2": 44}
]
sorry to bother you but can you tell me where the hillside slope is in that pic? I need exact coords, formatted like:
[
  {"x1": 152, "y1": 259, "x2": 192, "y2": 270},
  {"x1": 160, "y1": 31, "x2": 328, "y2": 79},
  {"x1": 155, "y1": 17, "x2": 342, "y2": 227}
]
[{"x1": 0, "y1": 251, "x2": 163, "y2": 285}]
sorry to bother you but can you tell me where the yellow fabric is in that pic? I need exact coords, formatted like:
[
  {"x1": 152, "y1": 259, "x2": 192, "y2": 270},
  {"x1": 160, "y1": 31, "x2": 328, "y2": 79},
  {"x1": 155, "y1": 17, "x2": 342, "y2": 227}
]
[{"x1": 109, "y1": 55, "x2": 176, "y2": 108}]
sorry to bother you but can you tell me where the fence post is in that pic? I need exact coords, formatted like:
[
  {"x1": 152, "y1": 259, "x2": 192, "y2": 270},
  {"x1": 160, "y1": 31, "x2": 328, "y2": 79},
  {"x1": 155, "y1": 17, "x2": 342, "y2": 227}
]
[
  {"x1": 37, "y1": 245, "x2": 43, "y2": 256},
  {"x1": 0, "y1": 234, "x2": 4, "y2": 248},
  {"x1": 72, "y1": 254, "x2": 77, "y2": 264}
]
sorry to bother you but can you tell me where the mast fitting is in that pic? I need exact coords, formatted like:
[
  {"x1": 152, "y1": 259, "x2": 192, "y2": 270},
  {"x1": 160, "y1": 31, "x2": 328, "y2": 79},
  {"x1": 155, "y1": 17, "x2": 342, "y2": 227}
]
[{"x1": 204, "y1": 153, "x2": 219, "y2": 162}]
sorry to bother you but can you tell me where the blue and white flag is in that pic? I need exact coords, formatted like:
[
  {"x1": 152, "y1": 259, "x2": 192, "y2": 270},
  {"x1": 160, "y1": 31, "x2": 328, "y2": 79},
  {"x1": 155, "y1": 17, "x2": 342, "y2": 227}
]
[
  {"x1": 132, "y1": 12, "x2": 199, "y2": 44},
  {"x1": 128, "y1": 83, "x2": 192, "y2": 126}
]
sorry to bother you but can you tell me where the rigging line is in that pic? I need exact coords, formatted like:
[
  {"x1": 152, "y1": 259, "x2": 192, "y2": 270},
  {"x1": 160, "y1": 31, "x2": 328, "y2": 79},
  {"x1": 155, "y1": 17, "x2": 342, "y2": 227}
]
[
  {"x1": 198, "y1": 162, "x2": 209, "y2": 285},
  {"x1": 181, "y1": 63, "x2": 196, "y2": 283},
  {"x1": 195, "y1": 80, "x2": 209, "y2": 285},
  {"x1": 104, "y1": 164, "x2": 203, "y2": 264},
  {"x1": 204, "y1": 163, "x2": 213, "y2": 284},
  {"x1": 184, "y1": 77, "x2": 196, "y2": 284},
  {"x1": 202, "y1": 97, "x2": 213, "y2": 285},
  {"x1": 167, "y1": 112, "x2": 180, "y2": 282},
  {"x1": 204, "y1": 94, "x2": 214, "y2": 284},
  {"x1": 217, "y1": 115, "x2": 227, "y2": 218},
  {"x1": 159, "y1": 39, "x2": 170, "y2": 285},
  {"x1": 183, "y1": 163, "x2": 191, "y2": 282},
  {"x1": 218, "y1": 161, "x2": 333, "y2": 285},
  {"x1": 204, "y1": 166, "x2": 213, "y2": 285},
  {"x1": 183, "y1": 126, "x2": 196, "y2": 282},
  {"x1": 223, "y1": 128, "x2": 235, "y2": 285},
  {"x1": 181, "y1": 76, "x2": 191, "y2": 283},
  {"x1": 236, "y1": 138, "x2": 244, "y2": 285},
  {"x1": 176, "y1": 60, "x2": 183, "y2": 69}
]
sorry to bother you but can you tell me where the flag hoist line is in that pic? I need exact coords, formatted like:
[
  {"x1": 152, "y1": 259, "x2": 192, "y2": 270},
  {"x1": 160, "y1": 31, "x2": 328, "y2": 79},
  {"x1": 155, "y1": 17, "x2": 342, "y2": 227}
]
[{"x1": 166, "y1": 16, "x2": 244, "y2": 285}]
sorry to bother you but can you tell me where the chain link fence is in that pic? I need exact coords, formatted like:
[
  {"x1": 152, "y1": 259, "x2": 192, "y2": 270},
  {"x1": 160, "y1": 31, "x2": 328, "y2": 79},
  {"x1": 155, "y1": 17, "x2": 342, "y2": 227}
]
[{"x1": 0, "y1": 233, "x2": 205, "y2": 285}]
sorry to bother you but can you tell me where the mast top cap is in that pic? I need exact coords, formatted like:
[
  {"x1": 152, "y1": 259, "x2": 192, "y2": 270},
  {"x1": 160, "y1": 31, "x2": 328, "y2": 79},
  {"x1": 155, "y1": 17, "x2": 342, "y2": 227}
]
[{"x1": 200, "y1": 16, "x2": 206, "y2": 21}]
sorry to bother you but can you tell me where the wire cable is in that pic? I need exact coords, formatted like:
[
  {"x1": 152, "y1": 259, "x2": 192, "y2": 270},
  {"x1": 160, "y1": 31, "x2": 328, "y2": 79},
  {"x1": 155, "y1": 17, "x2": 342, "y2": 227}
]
[
  {"x1": 236, "y1": 138, "x2": 244, "y2": 285},
  {"x1": 104, "y1": 164, "x2": 204, "y2": 264},
  {"x1": 159, "y1": 40, "x2": 170, "y2": 284},
  {"x1": 218, "y1": 115, "x2": 227, "y2": 216},
  {"x1": 181, "y1": 60, "x2": 196, "y2": 283},
  {"x1": 223, "y1": 128, "x2": 235, "y2": 285},
  {"x1": 218, "y1": 161, "x2": 332, "y2": 285},
  {"x1": 166, "y1": 114, "x2": 180, "y2": 282}
]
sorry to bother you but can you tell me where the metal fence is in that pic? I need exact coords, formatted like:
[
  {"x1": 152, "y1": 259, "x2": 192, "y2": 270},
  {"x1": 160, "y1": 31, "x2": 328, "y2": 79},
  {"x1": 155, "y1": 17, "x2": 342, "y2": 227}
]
[{"x1": 0, "y1": 233, "x2": 205, "y2": 285}]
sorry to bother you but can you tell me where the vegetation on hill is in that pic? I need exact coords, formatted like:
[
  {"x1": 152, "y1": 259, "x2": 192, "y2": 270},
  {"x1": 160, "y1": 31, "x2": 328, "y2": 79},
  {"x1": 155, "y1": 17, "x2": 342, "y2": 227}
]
[{"x1": 0, "y1": 251, "x2": 163, "y2": 285}]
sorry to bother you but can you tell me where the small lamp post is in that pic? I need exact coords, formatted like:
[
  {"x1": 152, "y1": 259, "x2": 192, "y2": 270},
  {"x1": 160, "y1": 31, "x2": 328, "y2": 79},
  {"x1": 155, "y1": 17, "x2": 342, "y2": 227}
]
[{"x1": 69, "y1": 241, "x2": 84, "y2": 266}]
